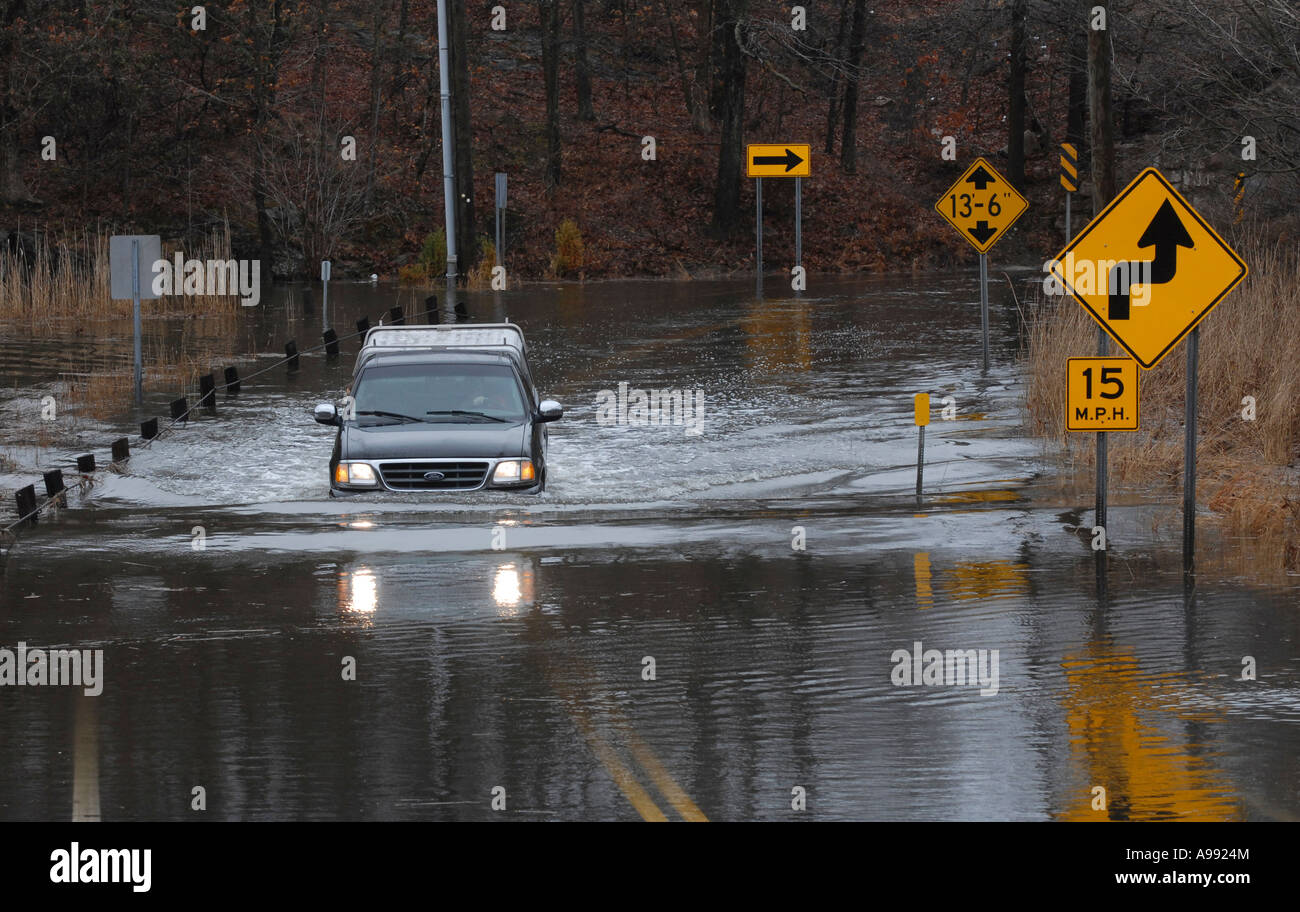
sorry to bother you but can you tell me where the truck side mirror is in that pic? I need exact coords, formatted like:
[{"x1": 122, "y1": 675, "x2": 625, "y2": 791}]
[
  {"x1": 314, "y1": 403, "x2": 340, "y2": 426},
  {"x1": 537, "y1": 400, "x2": 563, "y2": 422}
]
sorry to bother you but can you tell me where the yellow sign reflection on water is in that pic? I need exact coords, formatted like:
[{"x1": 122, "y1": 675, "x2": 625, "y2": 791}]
[
  {"x1": 1059, "y1": 642, "x2": 1240, "y2": 821},
  {"x1": 914, "y1": 552, "x2": 933, "y2": 610},
  {"x1": 743, "y1": 300, "x2": 812, "y2": 374},
  {"x1": 941, "y1": 559, "x2": 1030, "y2": 602}
]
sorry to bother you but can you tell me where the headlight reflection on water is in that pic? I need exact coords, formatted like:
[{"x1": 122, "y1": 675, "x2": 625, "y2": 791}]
[
  {"x1": 493, "y1": 562, "x2": 535, "y2": 614},
  {"x1": 341, "y1": 567, "x2": 379, "y2": 615}
]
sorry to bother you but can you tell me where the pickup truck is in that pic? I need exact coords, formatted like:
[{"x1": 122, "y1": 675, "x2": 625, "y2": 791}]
[{"x1": 313, "y1": 323, "x2": 562, "y2": 495}]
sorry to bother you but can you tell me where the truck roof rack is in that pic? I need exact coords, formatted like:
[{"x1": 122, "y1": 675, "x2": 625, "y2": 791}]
[
  {"x1": 351, "y1": 323, "x2": 535, "y2": 390},
  {"x1": 359, "y1": 323, "x2": 526, "y2": 357}
]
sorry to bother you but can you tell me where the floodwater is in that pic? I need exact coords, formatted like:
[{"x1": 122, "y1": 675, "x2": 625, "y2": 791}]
[{"x1": 0, "y1": 275, "x2": 1296, "y2": 821}]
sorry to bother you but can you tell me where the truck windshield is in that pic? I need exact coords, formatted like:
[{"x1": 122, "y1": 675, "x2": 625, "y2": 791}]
[{"x1": 353, "y1": 362, "x2": 527, "y2": 423}]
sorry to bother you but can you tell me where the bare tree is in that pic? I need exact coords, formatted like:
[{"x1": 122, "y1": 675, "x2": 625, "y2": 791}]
[
  {"x1": 540, "y1": 0, "x2": 562, "y2": 191},
  {"x1": 1008, "y1": 0, "x2": 1028, "y2": 187},
  {"x1": 711, "y1": 0, "x2": 747, "y2": 234},
  {"x1": 251, "y1": 114, "x2": 370, "y2": 268},
  {"x1": 574, "y1": 0, "x2": 596, "y2": 121},
  {"x1": 840, "y1": 0, "x2": 867, "y2": 173},
  {"x1": 1088, "y1": 1, "x2": 1116, "y2": 209}
]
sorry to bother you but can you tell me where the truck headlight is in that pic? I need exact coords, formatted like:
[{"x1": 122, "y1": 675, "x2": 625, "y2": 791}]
[
  {"x1": 335, "y1": 462, "x2": 379, "y2": 487},
  {"x1": 492, "y1": 459, "x2": 536, "y2": 485}
]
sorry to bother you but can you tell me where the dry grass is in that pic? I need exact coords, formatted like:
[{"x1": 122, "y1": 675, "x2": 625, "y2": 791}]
[
  {"x1": 0, "y1": 223, "x2": 255, "y2": 423},
  {"x1": 1024, "y1": 231, "x2": 1300, "y2": 570},
  {"x1": 0, "y1": 222, "x2": 244, "y2": 328}
]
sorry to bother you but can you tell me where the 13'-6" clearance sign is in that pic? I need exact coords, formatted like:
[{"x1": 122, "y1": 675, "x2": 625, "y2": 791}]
[{"x1": 935, "y1": 158, "x2": 1028, "y2": 253}]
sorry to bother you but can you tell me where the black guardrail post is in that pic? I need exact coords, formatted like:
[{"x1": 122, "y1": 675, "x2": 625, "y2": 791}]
[
  {"x1": 199, "y1": 373, "x2": 216, "y2": 411},
  {"x1": 285, "y1": 341, "x2": 300, "y2": 372},
  {"x1": 424, "y1": 295, "x2": 438, "y2": 323},
  {"x1": 224, "y1": 366, "x2": 240, "y2": 394},
  {"x1": 388, "y1": 305, "x2": 405, "y2": 325},
  {"x1": 76, "y1": 454, "x2": 95, "y2": 474},
  {"x1": 170, "y1": 397, "x2": 189, "y2": 422},
  {"x1": 323, "y1": 328, "x2": 339, "y2": 358},
  {"x1": 140, "y1": 418, "x2": 158, "y2": 440},
  {"x1": 15, "y1": 485, "x2": 37, "y2": 525},
  {"x1": 112, "y1": 438, "x2": 131, "y2": 462},
  {"x1": 43, "y1": 469, "x2": 64, "y2": 498},
  {"x1": 356, "y1": 316, "x2": 370, "y2": 336}
]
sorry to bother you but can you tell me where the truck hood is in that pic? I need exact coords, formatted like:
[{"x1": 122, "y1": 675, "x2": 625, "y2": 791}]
[{"x1": 341, "y1": 421, "x2": 527, "y2": 460}]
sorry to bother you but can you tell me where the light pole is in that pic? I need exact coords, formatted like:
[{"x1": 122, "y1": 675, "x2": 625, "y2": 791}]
[{"x1": 436, "y1": 0, "x2": 458, "y2": 291}]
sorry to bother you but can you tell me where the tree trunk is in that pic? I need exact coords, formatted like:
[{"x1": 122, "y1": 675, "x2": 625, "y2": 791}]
[
  {"x1": 574, "y1": 0, "x2": 595, "y2": 121},
  {"x1": 540, "y1": 0, "x2": 562, "y2": 191},
  {"x1": 450, "y1": 0, "x2": 479, "y2": 271},
  {"x1": 824, "y1": 0, "x2": 851, "y2": 156},
  {"x1": 1008, "y1": 0, "x2": 1027, "y2": 188},
  {"x1": 664, "y1": 0, "x2": 702, "y2": 128},
  {"x1": 839, "y1": 0, "x2": 867, "y2": 173},
  {"x1": 1087, "y1": 3, "x2": 1116, "y2": 210},
  {"x1": 364, "y1": 4, "x2": 385, "y2": 212},
  {"x1": 708, "y1": 0, "x2": 729, "y2": 122},
  {"x1": 1066, "y1": 13, "x2": 1087, "y2": 166},
  {"x1": 691, "y1": 0, "x2": 713, "y2": 130},
  {"x1": 0, "y1": 0, "x2": 30, "y2": 203},
  {"x1": 248, "y1": 0, "x2": 276, "y2": 271},
  {"x1": 710, "y1": 0, "x2": 746, "y2": 235}
]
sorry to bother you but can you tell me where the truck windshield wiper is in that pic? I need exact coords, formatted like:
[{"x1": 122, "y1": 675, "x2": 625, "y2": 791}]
[
  {"x1": 425, "y1": 409, "x2": 509, "y2": 423},
  {"x1": 356, "y1": 410, "x2": 428, "y2": 423}
]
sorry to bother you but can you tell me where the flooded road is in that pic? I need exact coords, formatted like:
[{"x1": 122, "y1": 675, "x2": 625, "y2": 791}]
[{"x1": 1, "y1": 276, "x2": 1297, "y2": 821}]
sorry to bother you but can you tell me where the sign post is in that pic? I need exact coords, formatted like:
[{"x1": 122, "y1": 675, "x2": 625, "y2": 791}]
[
  {"x1": 746, "y1": 143, "x2": 811, "y2": 297},
  {"x1": 109, "y1": 235, "x2": 162, "y2": 408},
  {"x1": 1050, "y1": 167, "x2": 1248, "y2": 567},
  {"x1": 979, "y1": 253, "x2": 989, "y2": 371},
  {"x1": 495, "y1": 172, "x2": 507, "y2": 268},
  {"x1": 1061, "y1": 142, "x2": 1078, "y2": 241},
  {"x1": 935, "y1": 158, "x2": 1028, "y2": 374},
  {"x1": 755, "y1": 176, "x2": 763, "y2": 296},
  {"x1": 1184, "y1": 327, "x2": 1199, "y2": 570},
  {"x1": 795, "y1": 176, "x2": 802, "y2": 284},
  {"x1": 914, "y1": 393, "x2": 930, "y2": 501},
  {"x1": 321, "y1": 260, "x2": 331, "y2": 332}
]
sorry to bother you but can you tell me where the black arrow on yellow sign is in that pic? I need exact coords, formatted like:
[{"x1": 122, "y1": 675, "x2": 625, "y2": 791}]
[
  {"x1": 965, "y1": 165, "x2": 996, "y2": 190},
  {"x1": 1107, "y1": 199, "x2": 1194, "y2": 320},
  {"x1": 751, "y1": 148, "x2": 805, "y2": 172}
]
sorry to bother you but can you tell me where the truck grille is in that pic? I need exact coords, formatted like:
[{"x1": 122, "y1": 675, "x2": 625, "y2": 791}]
[{"x1": 378, "y1": 461, "x2": 490, "y2": 491}]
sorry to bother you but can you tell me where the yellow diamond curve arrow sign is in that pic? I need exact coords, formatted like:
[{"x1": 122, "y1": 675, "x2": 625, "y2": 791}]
[
  {"x1": 934, "y1": 157, "x2": 1028, "y2": 254},
  {"x1": 1050, "y1": 168, "x2": 1248, "y2": 370}
]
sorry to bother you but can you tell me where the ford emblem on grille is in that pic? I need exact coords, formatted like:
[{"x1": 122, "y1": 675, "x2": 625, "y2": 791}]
[{"x1": 422, "y1": 471, "x2": 446, "y2": 481}]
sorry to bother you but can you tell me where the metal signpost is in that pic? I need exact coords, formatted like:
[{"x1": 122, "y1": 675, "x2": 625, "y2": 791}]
[
  {"x1": 1061, "y1": 142, "x2": 1078, "y2": 241},
  {"x1": 934, "y1": 158, "x2": 1028, "y2": 373},
  {"x1": 1050, "y1": 167, "x2": 1248, "y2": 568},
  {"x1": 755, "y1": 176, "x2": 763, "y2": 295},
  {"x1": 321, "y1": 260, "x2": 331, "y2": 332},
  {"x1": 495, "y1": 172, "x2": 507, "y2": 268},
  {"x1": 109, "y1": 235, "x2": 162, "y2": 408},
  {"x1": 914, "y1": 393, "x2": 929, "y2": 501},
  {"x1": 746, "y1": 143, "x2": 811, "y2": 296}
]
